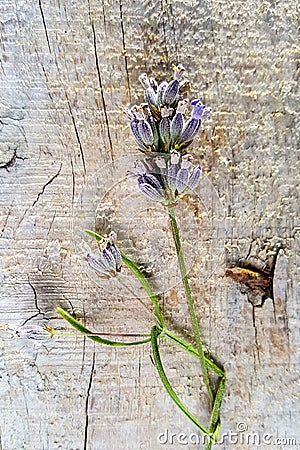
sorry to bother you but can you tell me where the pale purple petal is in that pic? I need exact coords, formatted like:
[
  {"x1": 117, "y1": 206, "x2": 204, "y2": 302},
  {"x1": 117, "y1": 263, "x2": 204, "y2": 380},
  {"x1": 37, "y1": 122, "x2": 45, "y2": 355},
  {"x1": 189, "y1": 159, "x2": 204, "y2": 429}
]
[
  {"x1": 176, "y1": 168, "x2": 189, "y2": 193},
  {"x1": 186, "y1": 164, "x2": 202, "y2": 191},
  {"x1": 139, "y1": 183, "x2": 165, "y2": 201},
  {"x1": 191, "y1": 99, "x2": 210, "y2": 120}
]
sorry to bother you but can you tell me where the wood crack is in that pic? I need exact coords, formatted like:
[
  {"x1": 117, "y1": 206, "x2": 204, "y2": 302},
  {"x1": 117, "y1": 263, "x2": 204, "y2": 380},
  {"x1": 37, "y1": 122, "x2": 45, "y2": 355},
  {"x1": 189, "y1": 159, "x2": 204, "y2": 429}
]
[
  {"x1": 83, "y1": 350, "x2": 95, "y2": 450},
  {"x1": 32, "y1": 163, "x2": 62, "y2": 208},
  {"x1": 38, "y1": 0, "x2": 52, "y2": 54},
  {"x1": 64, "y1": 92, "x2": 87, "y2": 176},
  {"x1": 119, "y1": 0, "x2": 131, "y2": 101},
  {"x1": 21, "y1": 280, "x2": 46, "y2": 326},
  {"x1": 87, "y1": 1, "x2": 114, "y2": 162}
]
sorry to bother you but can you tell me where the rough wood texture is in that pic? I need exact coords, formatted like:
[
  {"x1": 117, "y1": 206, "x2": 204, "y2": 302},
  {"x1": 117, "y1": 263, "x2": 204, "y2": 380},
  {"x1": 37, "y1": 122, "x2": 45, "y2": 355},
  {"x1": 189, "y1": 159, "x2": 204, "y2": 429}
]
[{"x1": 0, "y1": 1, "x2": 299, "y2": 449}]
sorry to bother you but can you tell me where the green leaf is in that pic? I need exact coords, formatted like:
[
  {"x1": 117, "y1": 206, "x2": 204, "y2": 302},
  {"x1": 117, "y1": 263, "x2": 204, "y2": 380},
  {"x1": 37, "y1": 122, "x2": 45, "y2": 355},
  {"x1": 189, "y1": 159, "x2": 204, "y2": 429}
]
[
  {"x1": 84, "y1": 229, "x2": 104, "y2": 241},
  {"x1": 57, "y1": 307, "x2": 151, "y2": 347}
]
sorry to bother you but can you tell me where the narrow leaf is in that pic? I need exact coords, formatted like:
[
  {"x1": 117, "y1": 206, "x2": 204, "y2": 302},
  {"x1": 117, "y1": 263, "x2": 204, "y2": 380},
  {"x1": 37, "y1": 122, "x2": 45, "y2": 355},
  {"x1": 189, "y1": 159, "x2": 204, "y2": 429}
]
[{"x1": 57, "y1": 307, "x2": 151, "y2": 347}]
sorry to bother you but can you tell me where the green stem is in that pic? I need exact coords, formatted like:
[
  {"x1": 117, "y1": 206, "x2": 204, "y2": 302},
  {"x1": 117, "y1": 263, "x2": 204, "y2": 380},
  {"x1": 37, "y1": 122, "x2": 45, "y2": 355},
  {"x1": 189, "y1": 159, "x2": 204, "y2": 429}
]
[
  {"x1": 167, "y1": 206, "x2": 214, "y2": 405},
  {"x1": 121, "y1": 252, "x2": 164, "y2": 328},
  {"x1": 163, "y1": 329, "x2": 224, "y2": 377},
  {"x1": 57, "y1": 307, "x2": 151, "y2": 347},
  {"x1": 205, "y1": 377, "x2": 226, "y2": 450},
  {"x1": 151, "y1": 326, "x2": 213, "y2": 439}
]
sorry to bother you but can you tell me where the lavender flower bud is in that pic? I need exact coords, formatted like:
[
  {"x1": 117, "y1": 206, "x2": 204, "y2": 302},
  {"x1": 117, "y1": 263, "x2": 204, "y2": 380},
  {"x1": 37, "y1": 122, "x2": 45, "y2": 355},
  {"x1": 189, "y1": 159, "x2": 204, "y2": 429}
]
[
  {"x1": 138, "y1": 182, "x2": 165, "y2": 201},
  {"x1": 137, "y1": 119, "x2": 154, "y2": 146},
  {"x1": 159, "y1": 107, "x2": 171, "y2": 151},
  {"x1": 148, "y1": 115, "x2": 159, "y2": 149},
  {"x1": 108, "y1": 244, "x2": 122, "y2": 272},
  {"x1": 138, "y1": 173, "x2": 164, "y2": 191},
  {"x1": 162, "y1": 79, "x2": 179, "y2": 106},
  {"x1": 170, "y1": 114, "x2": 183, "y2": 144},
  {"x1": 139, "y1": 73, "x2": 151, "y2": 89},
  {"x1": 176, "y1": 168, "x2": 189, "y2": 193},
  {"x1": 186, "y1": 164, "x2": 202, "y2": 191},
  {"x1": 179, "y1": 118, "x2": 201, "y2": 146},
  {"x1": 102, "y1": 248, "x2": 116, "y2": 271},
  {"x1": 167, "y1": 153, "x2": 181, "y2": 189},
  {"x1": 15, "y1": 325, "x2": 53, "y2": 342},
  {"x1": 130, "y1": 118, "x2": 148, "y2": 150},
  {"x1": 156, "y1": 81, "x2": 168, "y2": 108},
  {"x1": 87, "y1": 253, "x2": 110, "y2": 277},
  {"x1": 87, "y1": 232, "x2": 122, "y2": 277}
]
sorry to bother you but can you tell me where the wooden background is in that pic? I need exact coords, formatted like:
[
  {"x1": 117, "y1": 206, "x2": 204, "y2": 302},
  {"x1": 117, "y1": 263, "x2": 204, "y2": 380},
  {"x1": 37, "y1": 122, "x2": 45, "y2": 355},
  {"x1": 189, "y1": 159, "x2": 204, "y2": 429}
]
[{"x1": 0, "y1": 0, "x2": 299, "y2": 449}]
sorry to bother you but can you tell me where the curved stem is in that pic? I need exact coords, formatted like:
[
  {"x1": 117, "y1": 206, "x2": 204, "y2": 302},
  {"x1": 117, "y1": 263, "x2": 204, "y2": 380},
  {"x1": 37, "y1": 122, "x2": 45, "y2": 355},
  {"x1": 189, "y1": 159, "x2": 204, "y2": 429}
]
[
  {"x1": 121, "y1": 252, "x2": 165, "y2": 327},
  {"x1": 167, "y1": 206, "x2": 214, "y2": 405},
  {"x1": 151, "y1": 326, "x2": 213, "y2": 439}
]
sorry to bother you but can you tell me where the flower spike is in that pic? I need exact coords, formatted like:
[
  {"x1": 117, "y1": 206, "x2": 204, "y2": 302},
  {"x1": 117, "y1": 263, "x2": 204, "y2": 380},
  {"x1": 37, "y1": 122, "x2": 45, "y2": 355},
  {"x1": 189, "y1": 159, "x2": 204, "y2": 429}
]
[{"x1": 124, "y1": 64, "x2": 209, "y2": 153}]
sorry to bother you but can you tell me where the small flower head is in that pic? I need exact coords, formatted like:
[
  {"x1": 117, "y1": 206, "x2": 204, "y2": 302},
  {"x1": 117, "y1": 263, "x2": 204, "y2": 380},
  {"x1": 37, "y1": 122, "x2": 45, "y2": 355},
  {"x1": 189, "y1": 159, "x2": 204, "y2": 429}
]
[
  {"x1": 14, "y1": 324, "x2": 55, "y2": 342},
  {"x1": 133, "y1": 153, "x2": 202, "y2": 206},
  {"x1": 86, "y1": 232, "x2": 122, "y2": 278},
  {"x1": 123, "y1": 64, "x2": 209, "y2": 153}
]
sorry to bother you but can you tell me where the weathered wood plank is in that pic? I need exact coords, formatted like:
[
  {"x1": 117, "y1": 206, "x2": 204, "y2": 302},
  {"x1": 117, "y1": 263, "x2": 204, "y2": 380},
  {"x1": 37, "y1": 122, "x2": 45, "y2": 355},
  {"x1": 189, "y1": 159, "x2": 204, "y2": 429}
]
[{"x1": 0, "y1": 0, "x2": 299, "y2": 449}]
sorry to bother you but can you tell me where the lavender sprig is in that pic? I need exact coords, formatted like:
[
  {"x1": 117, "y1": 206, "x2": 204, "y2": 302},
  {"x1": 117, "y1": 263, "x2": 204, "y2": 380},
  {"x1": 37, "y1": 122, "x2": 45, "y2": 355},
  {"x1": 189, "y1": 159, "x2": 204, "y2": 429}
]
[{"x1": 122, "y1": 64, "x2": 210, "y2": 153}]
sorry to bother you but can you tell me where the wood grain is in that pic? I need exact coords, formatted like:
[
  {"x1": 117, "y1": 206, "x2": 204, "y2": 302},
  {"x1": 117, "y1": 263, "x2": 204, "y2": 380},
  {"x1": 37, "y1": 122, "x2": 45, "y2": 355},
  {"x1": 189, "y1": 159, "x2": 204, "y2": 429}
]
[{"x1": 0, "y1": 0, "x2": 299, "y2": 449}]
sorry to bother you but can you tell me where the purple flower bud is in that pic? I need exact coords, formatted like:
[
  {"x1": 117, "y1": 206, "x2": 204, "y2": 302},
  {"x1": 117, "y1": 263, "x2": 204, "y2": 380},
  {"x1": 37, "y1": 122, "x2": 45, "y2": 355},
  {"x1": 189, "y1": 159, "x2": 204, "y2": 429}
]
[
  {"x1": 186, "y1": 164, "x2": 202, "y2": 191},
  {"x1": 87, "y1": 253, "x2": 110, "y2": 278},
  {"x1": 130, "y1": 118, "x2": 148, "y2": 150},
  {"x1": 138, "y1": 173, "x2": 164, "y2": 191},
  {"x1": 137, "y1": 119, "x2": 154, "y2": 146},
  {"x1": 162, "y1": 79, "x2": 179, "y2": 106},
  {"x1": 15, "y1": 325, "x2": 53, "y2": 342},
  {"x1": 138, "y1": 181, "x2": 165, "y2": 201},
  {"x1": 167, "y1": 159, "x2": 180, "y2": 189},
  {"x1": 87, "y1": 233, "x2": 122, "y2": 277},
  {"x1": 102, "y1": 248, "x2": 117, "y2": 272},
  {"x1": 191, "y1": 99, "x2": 210, "y2": 120},
  {"x1": 170, "y1": 113, "x2": 184, "y2": 144},
  {"x1": 176, "y1": 168, "x2": 189, "y2": 193},
  {"x1": 159, "y1": 108, "x2": 171, "y2": 151},
  {"x1": 179, "y1": 118, "x2": 201, "y2": 146},
  {"x1": 148, "y1": 115, "x2": 159, "y2": 149},
  {"x1": 156, "y1": 81, "x2": 168, "y2": 108},
  {"x1": 109, "y1": 244, "x2": 122, "y2": 272}
]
